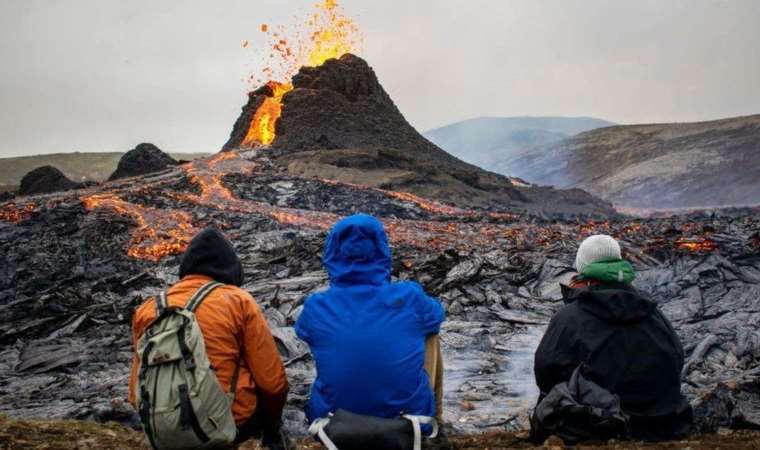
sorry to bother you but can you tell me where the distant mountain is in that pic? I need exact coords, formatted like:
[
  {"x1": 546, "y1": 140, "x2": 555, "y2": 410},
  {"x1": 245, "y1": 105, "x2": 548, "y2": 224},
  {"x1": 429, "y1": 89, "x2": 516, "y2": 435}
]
[
  {"x1": 504, "y1": 114, "x2": 760, "y2": 209},
  {"x1": 0, "y1": 152, "x2": 209, "y2": 188},
  {"x1": 423, "y1": 116, "x2": 614, "y2": 169}
]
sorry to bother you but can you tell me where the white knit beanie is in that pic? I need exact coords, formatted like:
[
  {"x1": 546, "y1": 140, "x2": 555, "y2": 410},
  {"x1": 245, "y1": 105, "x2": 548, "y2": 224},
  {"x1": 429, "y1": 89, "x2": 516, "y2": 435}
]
[{"x1": 575, "y1": 234, "x2": 622, "y2": 275}]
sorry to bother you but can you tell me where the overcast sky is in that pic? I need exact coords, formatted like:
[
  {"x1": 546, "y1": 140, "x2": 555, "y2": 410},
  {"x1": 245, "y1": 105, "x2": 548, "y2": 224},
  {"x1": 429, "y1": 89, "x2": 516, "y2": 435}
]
[{"x1": 1, "y1": 0, "x2": 758, "y2": 157}]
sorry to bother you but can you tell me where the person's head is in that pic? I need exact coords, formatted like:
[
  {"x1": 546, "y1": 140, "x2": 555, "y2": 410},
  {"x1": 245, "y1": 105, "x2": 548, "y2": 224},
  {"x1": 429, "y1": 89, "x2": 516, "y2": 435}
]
[
  {"x1": 575, "y1": 234, "x2": 622, "y2": 275},
  {"x1": 323, "y1": 214, "x2": 391, "y2": 287},
  {"x1": 179, "y1": 227, "x2": 244, "y2": 286}
]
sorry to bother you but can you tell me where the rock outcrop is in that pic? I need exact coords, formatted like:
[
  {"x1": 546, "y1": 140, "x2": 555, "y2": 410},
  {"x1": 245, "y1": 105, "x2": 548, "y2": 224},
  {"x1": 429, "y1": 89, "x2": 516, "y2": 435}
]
[
  {"x1": 18, "y1": 166, "x2": 78, "y2": 196},
  {"x1": 108, "y1": 143, "x2": 177, "y2": 181}
]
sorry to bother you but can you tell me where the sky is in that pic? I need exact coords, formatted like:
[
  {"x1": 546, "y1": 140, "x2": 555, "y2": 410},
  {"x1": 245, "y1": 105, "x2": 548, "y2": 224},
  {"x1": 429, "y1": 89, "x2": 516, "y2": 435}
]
[{"x1": 0, "y1": 0, "x2": 759, "y2": 157}]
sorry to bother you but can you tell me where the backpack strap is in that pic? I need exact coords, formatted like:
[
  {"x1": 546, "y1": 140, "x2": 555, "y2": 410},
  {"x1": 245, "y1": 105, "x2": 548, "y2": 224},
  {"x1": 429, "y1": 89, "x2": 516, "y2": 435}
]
[
  {"x1": 186, "y1": 281, "x2": 224, "y2": 312},
  {"x1": 402, "y1": 415, "x2": 438, "y2": 450},
  {"x1": 155, "y1": 291, "x2": 168, "y2": 316},
  {"x1": 307, "y1": 416, "x2": 337, "y2": 450}
]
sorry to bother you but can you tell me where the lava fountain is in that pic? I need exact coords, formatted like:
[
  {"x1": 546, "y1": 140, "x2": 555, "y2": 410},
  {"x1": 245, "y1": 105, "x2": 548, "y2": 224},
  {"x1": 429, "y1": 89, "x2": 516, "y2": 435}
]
[{"x1": 241, "y1": 0, "x2": 363, "y2": 147}]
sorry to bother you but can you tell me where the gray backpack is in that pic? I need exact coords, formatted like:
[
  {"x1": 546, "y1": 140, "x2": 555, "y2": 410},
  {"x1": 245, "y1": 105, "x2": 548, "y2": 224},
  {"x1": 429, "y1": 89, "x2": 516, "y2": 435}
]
[{"x1": 136, "y1": 281, "x2": 240, "y2": 450}]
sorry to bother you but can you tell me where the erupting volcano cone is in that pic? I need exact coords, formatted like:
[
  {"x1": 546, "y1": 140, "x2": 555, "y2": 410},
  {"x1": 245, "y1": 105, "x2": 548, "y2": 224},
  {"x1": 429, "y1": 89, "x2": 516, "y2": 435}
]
[{"x1": 224, "y1": 54, "x2": 615, "y2": 216}]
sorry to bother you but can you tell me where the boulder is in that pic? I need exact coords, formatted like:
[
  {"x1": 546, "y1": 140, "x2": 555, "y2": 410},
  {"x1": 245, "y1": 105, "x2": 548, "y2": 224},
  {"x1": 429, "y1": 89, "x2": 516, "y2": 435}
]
[
  {"x1": 18, "y1": 166, "x2": 78, "y2": 196},
  {"x1": 108, "y1": 143, "x2": 176, "y2": 181}
]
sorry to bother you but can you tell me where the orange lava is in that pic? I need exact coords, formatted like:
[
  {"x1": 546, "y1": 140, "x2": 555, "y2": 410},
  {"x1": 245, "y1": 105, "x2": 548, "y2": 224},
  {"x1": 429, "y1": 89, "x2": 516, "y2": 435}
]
[
  {"x1": 0, "y1": 202, "x2": 35, "y2": 223},
  {"x1": 82, "y1": 193, "x2": 198, "y2": 261},
  {"x1": 242, "y1": 0, "x2": 362, "y2": 148},
  {"x1": 676, "y1": 237, "x2": 718, "y2": 253},
  {"x1": 242, "y1": 81, "x2": 293, "y2": 147}
]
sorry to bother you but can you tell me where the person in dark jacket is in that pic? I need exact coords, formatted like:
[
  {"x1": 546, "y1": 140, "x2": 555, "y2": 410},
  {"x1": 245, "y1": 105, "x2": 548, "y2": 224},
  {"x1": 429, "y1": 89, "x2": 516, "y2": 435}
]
[
  {"x1": 533, "y1": 234, "x2": 692, "y2": 441},
  {"x1": 129, "y1": 228, "x2": 290, "y2": 449},
  {"x1": 295, "y1": 214, "x2": 445, "y2": 428}
]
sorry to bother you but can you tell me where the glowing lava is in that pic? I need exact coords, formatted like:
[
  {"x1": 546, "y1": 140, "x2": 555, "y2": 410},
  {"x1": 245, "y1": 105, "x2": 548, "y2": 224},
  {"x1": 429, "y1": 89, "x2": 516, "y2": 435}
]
[
  {"x1": 676, "y1": 237, "x2": 718, "y2": 253},
  {"x1": 82, "y1": 193, "x2": 198, "y2": 261},
  {"x1": 242, "y1": 0, "x2": 363, "y2": 147},
  {"x1": 242, "y1": 81, "x2": 293, "y2": 147},
  {"x1": 0, "y1": 202, "x2": 35, "y2": 223}
]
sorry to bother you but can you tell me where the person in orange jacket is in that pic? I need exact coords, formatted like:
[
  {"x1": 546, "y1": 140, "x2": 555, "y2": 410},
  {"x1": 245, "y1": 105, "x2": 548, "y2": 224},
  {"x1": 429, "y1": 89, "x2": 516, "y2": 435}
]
[{"x1": 128, "y1": 227, "x2": 290, "y2": 449}]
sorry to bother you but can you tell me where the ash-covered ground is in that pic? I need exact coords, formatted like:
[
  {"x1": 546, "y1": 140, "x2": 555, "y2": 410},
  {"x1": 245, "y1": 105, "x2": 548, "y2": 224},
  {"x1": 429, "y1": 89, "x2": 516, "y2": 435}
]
[{"x1": 0, "y1": 149, "x2": 758, "y2": 438}]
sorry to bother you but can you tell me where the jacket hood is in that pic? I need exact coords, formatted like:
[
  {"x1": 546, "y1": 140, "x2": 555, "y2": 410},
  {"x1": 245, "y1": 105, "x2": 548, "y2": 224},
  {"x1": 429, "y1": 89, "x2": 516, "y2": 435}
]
[
  {"x1": 179, "y1": 227, "x2": 244, "y2": 286},
  {"x1": 323, "y1": 214, "x2": 391, "y2": 287},
  {"x1": 565, "y1": 283, "x2": 656, "y2": 323}
]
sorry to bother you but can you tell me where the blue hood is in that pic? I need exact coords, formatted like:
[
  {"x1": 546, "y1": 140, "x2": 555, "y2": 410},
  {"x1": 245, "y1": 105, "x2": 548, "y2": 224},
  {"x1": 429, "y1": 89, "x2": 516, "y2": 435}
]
[{"x1": 323, "y1": 214, "x2": 391, "y2": 287}]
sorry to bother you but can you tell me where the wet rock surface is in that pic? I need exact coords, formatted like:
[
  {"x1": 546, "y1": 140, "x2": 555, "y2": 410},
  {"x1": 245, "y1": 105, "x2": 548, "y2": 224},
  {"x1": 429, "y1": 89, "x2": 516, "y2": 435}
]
[
  {"x1": 0, "y1": 151, "x2": 758, "y2": 438},
  {"x1": 18, "y1": 166, "x2": 78, "y2": 196},
  {"x1": 108, "y1": 143, "x2": 177, "y2": 181}
]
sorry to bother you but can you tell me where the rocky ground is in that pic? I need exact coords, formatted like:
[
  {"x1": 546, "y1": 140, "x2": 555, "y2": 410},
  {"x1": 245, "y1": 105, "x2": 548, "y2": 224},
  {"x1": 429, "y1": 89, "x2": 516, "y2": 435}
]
[
  {"x1": 0, "y1": 149, "x2": 758, "y2": 441},
  {"x1": 3, "y1": 415, "x2": 760, "y2": 450}
]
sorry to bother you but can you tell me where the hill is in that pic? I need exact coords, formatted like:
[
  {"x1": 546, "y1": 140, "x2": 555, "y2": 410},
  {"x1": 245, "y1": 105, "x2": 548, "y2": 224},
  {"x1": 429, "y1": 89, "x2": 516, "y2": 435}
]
[
  {"x1": 0, "y1": 152, "x2": 209, "y2": 188},
  {"x1": 423, "y1": 116, "x2": 613, "y2": 170},
  {"x1": 502, "y1": 114, "x2": 760, "y2": 208}
]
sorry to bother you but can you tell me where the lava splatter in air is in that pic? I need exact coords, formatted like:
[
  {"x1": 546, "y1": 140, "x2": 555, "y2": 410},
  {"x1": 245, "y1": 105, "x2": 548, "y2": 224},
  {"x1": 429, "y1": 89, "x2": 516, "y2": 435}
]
[{"x1": 242, "y1": 0, "x2": 363, "y2": 147}]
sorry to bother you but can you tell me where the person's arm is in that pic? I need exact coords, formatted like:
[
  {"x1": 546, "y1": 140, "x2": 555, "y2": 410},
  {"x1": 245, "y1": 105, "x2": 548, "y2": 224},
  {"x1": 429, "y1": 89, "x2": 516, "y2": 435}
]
[
  {"x1": 128, "y1": 301, "x2": 153, "y2": 407},
  {"x1": 410, "y1": 283, "x2": 445, "y2": 336},
  {"x1": 241, "y1": 293, "x2": 289, "y2": 428},
  {"x1": 534, "y1": 313, "x2": 581, "y2": 396},
  {"x1": 294, "y1": 296, "x2": 313, "y2": 345}
]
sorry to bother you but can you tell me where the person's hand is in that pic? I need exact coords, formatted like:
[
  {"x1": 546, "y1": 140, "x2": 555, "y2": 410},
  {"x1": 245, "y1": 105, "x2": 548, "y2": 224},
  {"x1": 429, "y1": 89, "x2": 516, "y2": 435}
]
[{"x1": 261, "y1": 426, "x2": 291, "y2": 450}]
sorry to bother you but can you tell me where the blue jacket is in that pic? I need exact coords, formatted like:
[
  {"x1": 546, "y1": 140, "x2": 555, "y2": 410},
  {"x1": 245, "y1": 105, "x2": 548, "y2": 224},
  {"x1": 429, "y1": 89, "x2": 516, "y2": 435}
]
[{"x1": 295, "y1": 214, "x2": 445, "y2": 423}]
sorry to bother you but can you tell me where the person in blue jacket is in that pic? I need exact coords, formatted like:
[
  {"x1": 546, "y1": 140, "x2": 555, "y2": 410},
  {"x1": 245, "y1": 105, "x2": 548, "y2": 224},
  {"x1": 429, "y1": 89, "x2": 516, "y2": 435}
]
[{"x1": 295, "y1": 214, "x2": 445, "y2": 426}]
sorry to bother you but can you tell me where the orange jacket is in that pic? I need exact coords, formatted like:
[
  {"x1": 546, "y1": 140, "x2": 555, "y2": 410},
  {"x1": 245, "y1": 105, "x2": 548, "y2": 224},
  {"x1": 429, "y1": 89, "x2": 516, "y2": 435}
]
[{"x1": 128, "y1": 274, "x2": 289, "y2": 426}]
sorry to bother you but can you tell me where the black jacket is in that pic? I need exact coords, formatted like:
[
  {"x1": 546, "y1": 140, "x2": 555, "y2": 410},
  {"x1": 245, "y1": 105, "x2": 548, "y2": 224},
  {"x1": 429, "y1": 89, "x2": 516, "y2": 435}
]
[
  {"x1": 534, "y1": 282, "x2": 692, "y2": 440},
  {"x1": 179, "y1": 227, "x2": 244, "y2": 286}
]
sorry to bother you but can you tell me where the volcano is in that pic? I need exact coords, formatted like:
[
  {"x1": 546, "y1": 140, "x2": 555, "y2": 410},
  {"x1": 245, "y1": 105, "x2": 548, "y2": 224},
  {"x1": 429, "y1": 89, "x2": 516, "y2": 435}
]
[{"x1": 223, "y1": 54, "x2": 614, "y2": 217}]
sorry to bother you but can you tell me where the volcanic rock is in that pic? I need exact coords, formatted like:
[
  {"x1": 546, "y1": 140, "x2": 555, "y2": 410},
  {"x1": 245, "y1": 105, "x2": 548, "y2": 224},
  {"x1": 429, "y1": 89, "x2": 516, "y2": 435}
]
[
  {"x1": 1, "y1": 150, "x2": 759, "y2": 436},
  {"x1": 223, "y1": 54, "x2": 615, "y2": 217},
  {"x1": 18, "y1": 166, "x2": 78, "y2": 196},
  {"x1": 108, "y1": 143, "x2": 177, "y2": 181}
]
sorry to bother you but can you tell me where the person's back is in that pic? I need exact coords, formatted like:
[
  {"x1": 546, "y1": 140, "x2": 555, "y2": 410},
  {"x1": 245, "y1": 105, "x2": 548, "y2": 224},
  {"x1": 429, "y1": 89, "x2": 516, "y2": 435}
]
[
  {"x1": 533, "y1": 235, "x2": 692, "y2": 442},
  {"x1": 129, "y1": 228, "x2": 289, "y2": 449},
  {"x1": 295, "y1": 214, "x2": 445, "y2": 423}
]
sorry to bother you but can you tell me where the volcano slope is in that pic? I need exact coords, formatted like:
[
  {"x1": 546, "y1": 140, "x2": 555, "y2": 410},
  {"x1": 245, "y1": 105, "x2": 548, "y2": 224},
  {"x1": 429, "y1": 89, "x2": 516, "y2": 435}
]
[
  {"x1": 222, "y1": 54, "x2": 614, "y2": 218},
  {"x1": 0, "y1": 148, "x2": 759, "y2": 439}
]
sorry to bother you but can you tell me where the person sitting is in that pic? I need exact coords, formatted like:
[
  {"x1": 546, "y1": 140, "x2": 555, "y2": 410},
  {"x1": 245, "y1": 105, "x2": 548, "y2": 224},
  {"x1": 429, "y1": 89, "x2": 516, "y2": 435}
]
[
  {"x1": 129, "y1": 227, "x2": 290, "y2": 449},
  {"x1": 295, "y1": 214, "x2": 445, "y2": 449},
  {"x1": 532, "y1": 234, "x2": 692, "y2": 442}
]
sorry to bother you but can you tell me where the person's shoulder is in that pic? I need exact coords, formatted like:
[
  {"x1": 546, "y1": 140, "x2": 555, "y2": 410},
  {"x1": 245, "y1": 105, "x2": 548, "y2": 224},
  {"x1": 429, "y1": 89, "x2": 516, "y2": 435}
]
[
  {"x1": 550, "y1": 300, "x2": 585, "y2": 325},
  {"x1": 302, "y1": 290, "x2": 328, "y2": 309},
  {"x1": 134, "y1": 296, "x2": 157, "y2": 317},
  {"x1": 389, "y1": 280, "x2": 427, "y2": 296},
  {"x1": 132, "y1": 297, "x2": 158, "y2": 332},
  {"x1": 217, "y1": 284, "x2": 254, "y2": 301},
  {"x1": 387, "y1": 280, "x2": 439, "y2": 309}
]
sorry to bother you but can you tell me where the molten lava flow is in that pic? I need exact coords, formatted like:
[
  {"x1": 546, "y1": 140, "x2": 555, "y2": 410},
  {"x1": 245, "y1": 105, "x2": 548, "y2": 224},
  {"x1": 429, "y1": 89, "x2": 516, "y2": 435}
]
[
  {"x1": 242, "y1": 0, "x2": 363, "y2": 148},
  {"x1": 82, "y1": 193, "x2": 198, "y2": 261},
  {"x1": 0, "y1": 202, "x2": 35, "y2": 223},
  {"x1": 676, "y1": 237, "x2": 718, "y2": 253},
  {"x1": 242, "y1": 81, "x2": 293, "y2": 147}
]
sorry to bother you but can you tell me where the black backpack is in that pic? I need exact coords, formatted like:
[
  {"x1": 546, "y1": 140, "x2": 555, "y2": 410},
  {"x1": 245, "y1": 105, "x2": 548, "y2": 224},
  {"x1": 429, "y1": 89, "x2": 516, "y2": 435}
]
[
  {"x1": 531, "y1": 364, "x2": 630, "y2": 444},
  {"x1": 308, "y1": 409, "x2": 438, "y2": 450}
]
